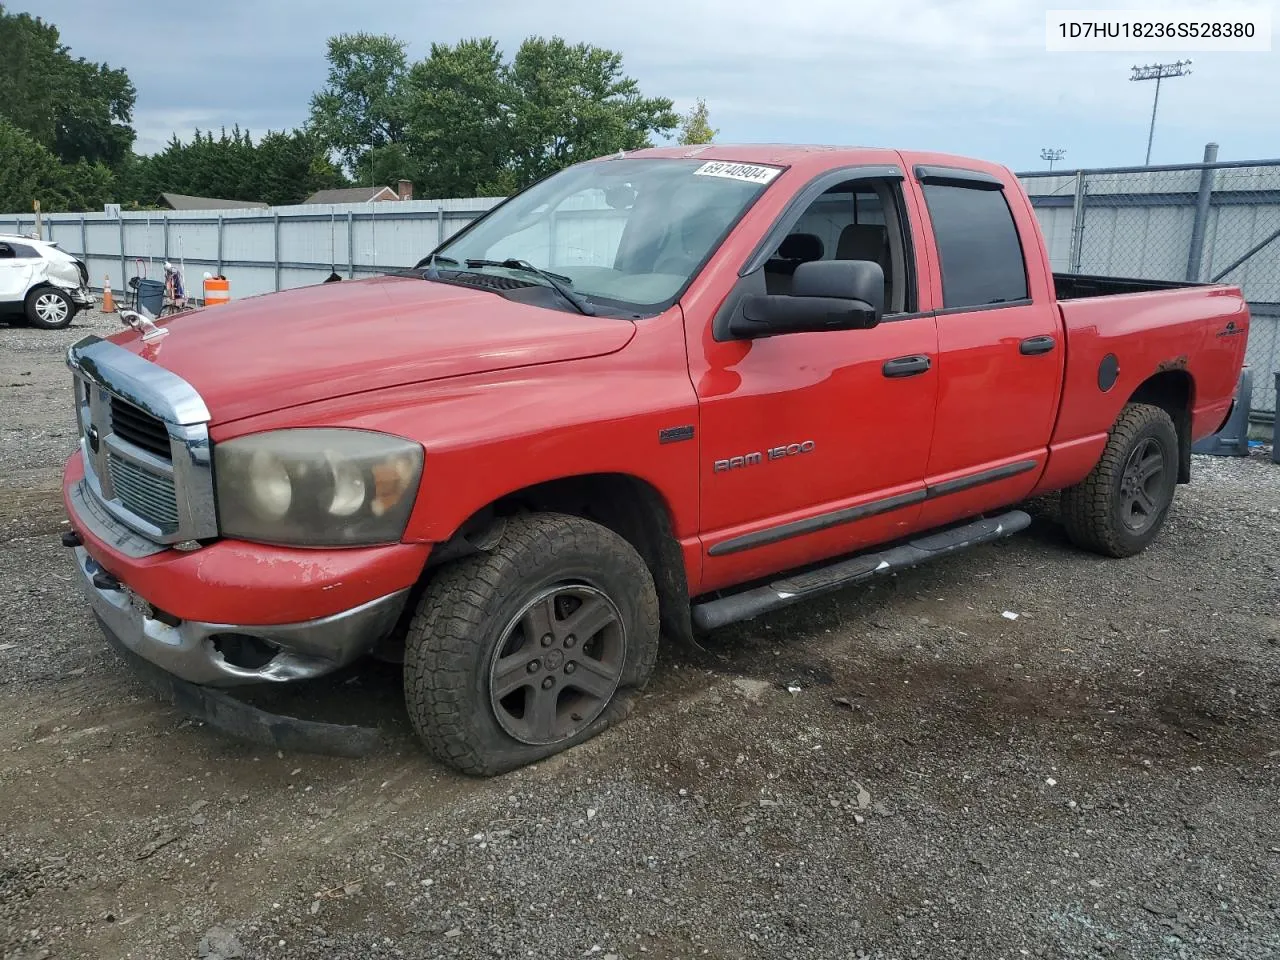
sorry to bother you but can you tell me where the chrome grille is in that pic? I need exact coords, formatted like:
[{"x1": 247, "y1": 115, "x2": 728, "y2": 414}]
[
  {"x1": 68, "y1": 334, "x2": 217, "y2": 546},
  {"x1": 108, "y1": 453, "x2": 180, "y2": 533},
  {"x1": 109, "y1": 396, "x2": 172, "y2": 459}
]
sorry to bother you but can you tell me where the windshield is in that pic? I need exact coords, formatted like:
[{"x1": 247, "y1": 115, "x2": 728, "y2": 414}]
[{"x1": 429, "y1": 158, "x2": 782, "y2": 314}]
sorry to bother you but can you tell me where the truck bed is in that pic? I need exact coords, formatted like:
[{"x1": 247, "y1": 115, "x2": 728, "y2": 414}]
[
  {"x1": 1044, "y1": 282, "x2": 1250, "y2": 488},
  {"x1": 1053, "y1": 272, "x2": 1207, "y2": 301}
]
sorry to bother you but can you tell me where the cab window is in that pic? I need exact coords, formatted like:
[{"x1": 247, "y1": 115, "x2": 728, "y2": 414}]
[
  {"x1": 921, "y1": 183, "x2": 1028, "y2": 309},
  {"x1": 762, "y1": 178, "x2": 914, "y2": 315}
]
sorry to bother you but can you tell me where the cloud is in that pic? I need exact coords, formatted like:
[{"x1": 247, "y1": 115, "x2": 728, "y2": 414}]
[{"x1": 18, "y1": 0, "x2": 1280, "y2": 170}]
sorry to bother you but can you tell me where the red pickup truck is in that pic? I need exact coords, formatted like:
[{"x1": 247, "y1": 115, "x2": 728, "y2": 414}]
[{"x1": 62, "y1": 145, "x2": 1249, "y2": 773}]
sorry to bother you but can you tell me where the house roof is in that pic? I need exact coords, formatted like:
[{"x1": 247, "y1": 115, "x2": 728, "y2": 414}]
[
  {"x1": 304, "y1": 186, "x2": 399, "y2": 205},
  {"x1": 160, "y1": 193, "x2": 268, "y2": 211}
]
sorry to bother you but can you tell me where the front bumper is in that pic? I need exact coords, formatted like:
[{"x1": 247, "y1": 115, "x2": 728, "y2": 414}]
[
  {"x1": 93, "y1": 612, "x2": 382, "y2": 758},
  {"x1": 71, "y1": 286, "x2": 95, "y2": 308},
  {"x1": 72, "y1": 544, "x2": 408, "y2": 687},
  {"x1": 63, "y1": 452, "x2": 422, "y2": 756}
]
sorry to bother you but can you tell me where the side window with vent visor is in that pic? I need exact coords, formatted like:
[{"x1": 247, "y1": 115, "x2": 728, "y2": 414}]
[
  {"x1": 921, "y1": 183, "x2": 1028, "y2": 310},
  {"x1": 762, "y1": 177, "x2": 914, "y2": 314}
]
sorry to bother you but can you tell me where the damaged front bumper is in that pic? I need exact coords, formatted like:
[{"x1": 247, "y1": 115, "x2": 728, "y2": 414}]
[
  {"x1": 93, "y1": 611, "x2": 383, "y2": 758},
  {"x1": 70, "y1": 544, "x2": 403, "y2": 757},
  {"x1": 71, "y1": 545, "x2": 408, "y2": 687},
  {"x1": 63, "y1": 448, "x2": 430, "y2": 757}
]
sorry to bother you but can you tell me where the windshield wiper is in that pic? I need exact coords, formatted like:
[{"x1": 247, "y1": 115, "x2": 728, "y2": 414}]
[
  {"x1": 465, "y1": 258, "x2": 595, "y2": 316},
  {"x1": 417, "y1": 253, "x2": 460, "y2": 278}
]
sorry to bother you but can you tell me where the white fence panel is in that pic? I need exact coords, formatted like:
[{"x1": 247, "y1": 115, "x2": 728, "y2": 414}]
[{"x1": 7, "y1": 169, "x2": 1280, "y2": 418}]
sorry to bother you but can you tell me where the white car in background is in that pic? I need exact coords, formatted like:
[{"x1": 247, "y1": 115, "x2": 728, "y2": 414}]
[{"x1": 0, "y1": 235, "x2": 95, "y2": 329}]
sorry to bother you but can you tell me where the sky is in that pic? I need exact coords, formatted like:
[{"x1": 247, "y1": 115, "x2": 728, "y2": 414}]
[{"x1": 19, "y1": 0, "x2": 1280, "y2": 172}]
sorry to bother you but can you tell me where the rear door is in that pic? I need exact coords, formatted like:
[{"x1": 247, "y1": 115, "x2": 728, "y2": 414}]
[{"x1": 905, "y1": 165, "x2": 1064, "y2": 529}]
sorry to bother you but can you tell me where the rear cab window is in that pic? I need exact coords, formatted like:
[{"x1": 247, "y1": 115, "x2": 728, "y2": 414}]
[{"x1": 918, "y1": 175, "x2": 1028, "y2": 310}]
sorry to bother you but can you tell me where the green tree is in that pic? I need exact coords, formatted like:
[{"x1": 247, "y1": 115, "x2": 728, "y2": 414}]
[
  {"x1": 678, "y1": 98, "x2": 717, "y2": 145},
  {"x1": 401, "y1": 38, "x2": 511, "y2": 197},
  {"x1": 118, "y1": 127, "x2": 347, "y2": 207},
  {"x1": 387, "y1": 34, "x2": 678, "y2": 197},
  {"x1": 54, "y1": 59, "x2": 136, "y2": 168},
  {"x1": 51, "y1": 158, "x2": 117, "y2": 210},
  {"x1": 0, "y1": 119, "x2": 60, "y2": 212},
  {"x1": 308, "y1": 33, "x2": 408, "y2": 178},
  {"x1": 0, "y1": 6, "x2": 65, "y2": 148},
  {"x1": 253, "y1": 129, "x2": 347, "y2": 205},
  {"x1": 503, "y1": 37, "x2": 678, "y2": 187},
  {"x1": 0, "y1": 118, "x2": 115, "y2": 213},
  {"x1": 365, "y1": 142, "x2": 416, "y2": 192},
  {"x1": 0, "y1": 4, "x2": 135, "y2": 167},
  {"x1": 121, "y1": 128, "x2": 258, "y2": 203}
]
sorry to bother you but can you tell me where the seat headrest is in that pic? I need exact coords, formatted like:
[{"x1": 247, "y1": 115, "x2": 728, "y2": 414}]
[
  {"x1": 837, "y1": 224, "x2": 887, "y2": 263},
  {"x1": 777, "y1": 232, "x2": 824, "y2": 262}
]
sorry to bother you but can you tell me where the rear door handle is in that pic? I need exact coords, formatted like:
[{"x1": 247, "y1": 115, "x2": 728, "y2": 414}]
[
  {"x1": 882, "y1": 355, "x2": 932, "y2": 378},
  {"x1": 1020, "y1": 335, "x2": 1057, "y2": 356}
]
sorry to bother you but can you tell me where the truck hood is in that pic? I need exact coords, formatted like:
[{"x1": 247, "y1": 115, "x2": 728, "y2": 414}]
[{"x1": 111, "y1": 275, "x2": 636, "y2": 424}]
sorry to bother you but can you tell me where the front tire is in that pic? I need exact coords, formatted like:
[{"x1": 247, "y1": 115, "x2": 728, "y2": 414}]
[
  {"x1": 1061, "y1": 403, "x2": 1179, "y2": 558},
  {"x1": 25, "y1": 287, "x2": 74, "y2": 329},
  {"x1": 404, "y1": 513, "x2": 659, "y2": 776}
]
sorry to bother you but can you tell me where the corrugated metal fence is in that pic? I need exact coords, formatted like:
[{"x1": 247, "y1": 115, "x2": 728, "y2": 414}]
[
  {"x1": 9, "y1": 151, "x2": 1280, "y2": 419},
  {"x1": 5, "y1": 198, "x2": 504, "y2": 304}
]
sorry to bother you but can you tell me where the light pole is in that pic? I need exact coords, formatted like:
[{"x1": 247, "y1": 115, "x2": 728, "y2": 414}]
[
  {"x1": 1040, "y1": 148, "x2": 1066, "y2": 171},
  {"x1": 1130, "y1": 60, "x2": 1192, "y2": 166}
]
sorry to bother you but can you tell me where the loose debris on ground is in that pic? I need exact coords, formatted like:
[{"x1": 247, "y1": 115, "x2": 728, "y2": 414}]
[{"x1": 2, "y1": 310, "x2": 1279, "y2": 958}]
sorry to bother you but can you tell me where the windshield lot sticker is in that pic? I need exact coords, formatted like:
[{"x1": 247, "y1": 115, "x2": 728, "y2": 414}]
[{"x1": 693, "y1": 161, "x2": 782, "y2": 185}]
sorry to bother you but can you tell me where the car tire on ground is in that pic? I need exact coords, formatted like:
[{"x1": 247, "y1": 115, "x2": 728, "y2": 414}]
[
  {"x1": 404, "y1": 512, "x2": 660, "y2": 776},
  {"x1": 1061, "y1": 402, "x2": 1179, "y2": 559},
  {"x1": 24, "y1": 286, "x2": 74, "y2": 329}
]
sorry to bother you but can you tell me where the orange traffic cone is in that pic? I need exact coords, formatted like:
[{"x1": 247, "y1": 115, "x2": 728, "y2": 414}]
[{"x1": 102, "y1": 277, "x2": 115, "y2": 313}]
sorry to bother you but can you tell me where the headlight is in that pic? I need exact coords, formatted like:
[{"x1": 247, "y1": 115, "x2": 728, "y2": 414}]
[{"x1": 214, "y1": 429, "x2": 423, "y2": 546}]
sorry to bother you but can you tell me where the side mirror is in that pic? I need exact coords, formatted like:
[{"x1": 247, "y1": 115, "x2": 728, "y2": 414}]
[
  {"x1": 792, "y1": 259, "x2": 885, "y2": 312},
  {"x1": 729, "y1": 260, "x2": 885, "y2": 340}
]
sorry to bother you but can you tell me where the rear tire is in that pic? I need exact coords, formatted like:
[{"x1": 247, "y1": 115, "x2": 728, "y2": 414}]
[
  {"x1": 25, "y1": 287, "x2": 74, "y2": 329},
  {"x1": 403, "y1": 512, "x2": 659, "y2": 776},
  {"x1": 1061, "y1": 403, "x2": 1178, "y2": 558}
]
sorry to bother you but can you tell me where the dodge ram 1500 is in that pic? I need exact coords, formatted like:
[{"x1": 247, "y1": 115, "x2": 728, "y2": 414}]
[{"x1": 62, "y1": 145, "x2": 1250, "y2": 773}]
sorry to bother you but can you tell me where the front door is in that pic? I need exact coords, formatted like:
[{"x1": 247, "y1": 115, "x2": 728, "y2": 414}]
[{"x1": 690, "y1": 172, "x2": 940, "y2": 591}]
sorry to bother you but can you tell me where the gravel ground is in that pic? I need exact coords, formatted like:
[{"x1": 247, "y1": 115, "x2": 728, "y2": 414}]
[{"x1": 2, "y1": 309, "x2": 1280, "y2": 960}]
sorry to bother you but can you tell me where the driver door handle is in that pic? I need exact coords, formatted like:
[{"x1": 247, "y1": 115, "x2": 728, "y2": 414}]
[
  {"x1": 882, "y1": 355, "x2": 931, "y2": 378},
  {"x1": 1020, "y1": 335, "x2": 1057, "y2": 356}
]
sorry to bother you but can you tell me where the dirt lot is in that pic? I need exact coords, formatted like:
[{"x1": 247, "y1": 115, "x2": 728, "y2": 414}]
[{"x1": 2, "y1": 309, "x2": 1279, "y2": 960}]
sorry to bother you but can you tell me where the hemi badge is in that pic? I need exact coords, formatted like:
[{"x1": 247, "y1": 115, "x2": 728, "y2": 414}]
[{"x1": 659, "y1": 425, "x2": 695, "y2": 444}]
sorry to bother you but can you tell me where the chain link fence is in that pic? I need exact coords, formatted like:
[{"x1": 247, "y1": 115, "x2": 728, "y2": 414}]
[{"x1": 1021, "y1": 152, "x2": 1280, "y2": 423}]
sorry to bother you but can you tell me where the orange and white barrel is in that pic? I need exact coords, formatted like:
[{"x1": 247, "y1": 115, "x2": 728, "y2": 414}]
[{"x1": 203, "y1": 276, "x2": 230, "y2": 307}]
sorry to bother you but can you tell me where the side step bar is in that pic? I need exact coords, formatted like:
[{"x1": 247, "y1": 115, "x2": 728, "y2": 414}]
[{"x1": 690, "y1": 510, "x2": 1031, "y2": 632}]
